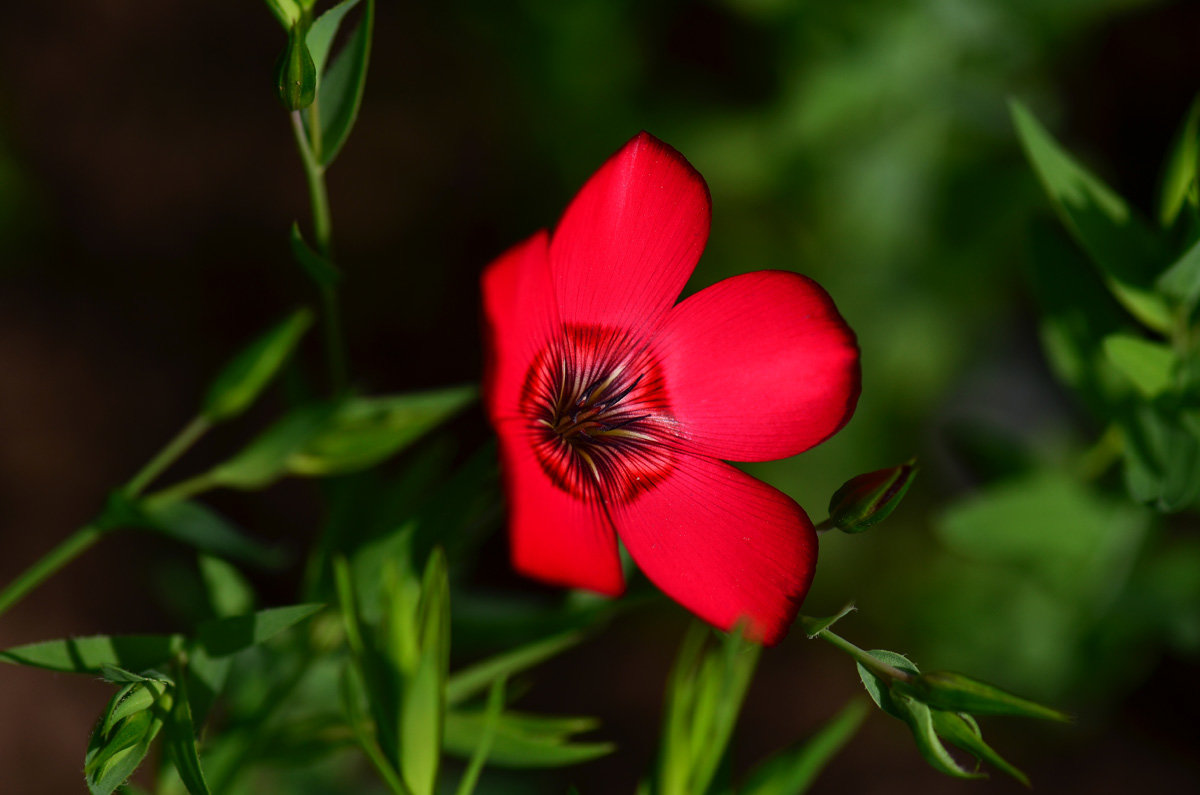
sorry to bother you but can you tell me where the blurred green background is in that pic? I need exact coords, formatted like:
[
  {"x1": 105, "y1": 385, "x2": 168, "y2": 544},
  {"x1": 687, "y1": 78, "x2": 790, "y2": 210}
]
[{"x1": 1, "y1": 0, "x2": 1198, "y2": 792}]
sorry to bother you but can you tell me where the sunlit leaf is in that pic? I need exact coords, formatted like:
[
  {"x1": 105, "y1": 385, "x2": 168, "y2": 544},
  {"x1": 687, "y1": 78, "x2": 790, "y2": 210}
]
[
  {"x1": 443, "y1": 709, "x2": 614, "y2": 768},
  {"x1": 203, "y1": 309, "x2": 313, "y2": 422},
  {"x1": 306, "y1": 0, "x2": 363, "y2": 79},
  {"x1": 287, "y1": 386, "x2": 477, "y2": 476},
  {"x1": 896, "y1": 671, "x2": 1070, "y2": 722},
  {"x1": 1159, "y1": 96, "x2": 1200, "y2": 227},
  {"x1": 1, "y1": 634, "x2": 183, "y2": 674},
  {"x1": 85, "y1": 682, "x2": 169, "y2": 795},
  {"x1": 209, "y1": 402, "x2": 335, "y2": 489},
  {"x1": 198, "y1": 555, "x2": 256, "y2": 618}
]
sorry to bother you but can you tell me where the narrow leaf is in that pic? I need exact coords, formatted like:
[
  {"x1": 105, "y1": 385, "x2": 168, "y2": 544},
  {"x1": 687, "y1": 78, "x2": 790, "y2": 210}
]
[
  {"x1": 800, "y1": 604, "x2": 857, "y2": 639},
  {"x1": 287, "y1": 386, "x2": 477, "y2": 476},
  {"x1": 306, "y1": 0, "x2": 363, "y2": 79},
  {"x1": 443, "y1": 710, "x2": 614, "y2": 768},
  {"x1": 316, "y1": 0, "x2": 374, "y2": 166},
  {"x1": 446, "y1": 630, "x2": 584, "y2": 706},
  {"x1": 739, "y1": 698, "x2": 868, "y2": 795},
  {"x1": 931, "y1": 711, "x2": 1030, "y2": 787},
  {"x1": 1, "y1": 634, "x2": 183, "y2": 674},
  {"x1": 85, "y1": 685, "x2": 169, "y2": 795},
  {"x1": 1011, "y1": 100, "x2": 1170, "y2": 331},
  {"x1": 1157, "y1": 236, "x2": 1200, "y2": 307},
  {"x1": 1102, "y1": 334, "x2": 1177, "y2": 399},
  {"x1": 892, "y1": 692, "x2": 984, "y2": 780},
  {"x1": 203, "y1": 309, "x2": 313, "y2": 421},
  {"x1": 163, "y1": 673, "x2": 212, "y2": 795},
  {"x1": 896, "y1": 671, "x2": 1071, "y2": 723},
  {"x1": 1159, "y1": 96, "x2": 1200, "y2": 227},
  {"x1": 290, "y1": 222, "x2": 341, "y2": 288},
  {"x1": 196, "y1": 603, "x2": 323, "y2": 658},
  {"x1": 454, "y1": 677, "x2": 507, "y2": 795},
  {"x1": 198, "y1": 555, "x2": 255, "y2": 618},
  {"x1": 209, "y1": 402, "x2": 335, "y2": 489},
  {"x1": 139, "y1": 499, "x2": 286, "y2": 568}
]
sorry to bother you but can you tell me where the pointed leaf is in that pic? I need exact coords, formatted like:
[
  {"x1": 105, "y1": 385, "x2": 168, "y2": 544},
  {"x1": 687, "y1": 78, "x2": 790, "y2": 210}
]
[
  {"x1": 315, "y1": 0, "x2": 373, "y2": 166},
  {"x1": 203, "y1": 309, "x2": 313, "y2": 422},
  {"x1": 895, "y1": 671, "x2": 1070, "y2": 723},
  {"x1": 1157, "y1": 236, "x2": 1200, "y2": 307},
  {"x1": 891, "y1": 691, "x2": 984, "y2": 779},
  {"x1": 264, "y1": 0, "x2": 300, "y2": 29},
  {"x1": 1011, "y1": 100, "x2": 1170, "y2": 331},
  {"x1": 1159, "y1": 96, "x2": 1200, "y2": 227},
  {"x1": 163, "y1": 673, "x2": 211, "y2": 795},
  {"x1": 446, "y1": 630, "x2": 585, "y2": 706},
  {"x1": 287, "y1": 386, "x2": 477, "y2": 476},
  {"x1": 85, "y1": 684, "x2": 169, "y2": 795},
  {"x1": 209, "y1": 402, "x2": 335, "y2": 489},
  {"x1": 139, "y1": 499, "x2": 286, "y2": 568},
  {"x1": 443, "y1": 709, "x2": 614, "y2": 768},
  {"x1": 454, "y1": 677, "x2": 507, "y2": 795},
  {"x1": 855, "y1": 649, "x2": 919, "y2": 720},
  {"x1": 1, "y1": 634, "x2": 183, "y2": 674},
  {"x1": 196, "y1": 604, "x2": 323, "y2": 658},
  {"x1": 739, "y1": 699, "x2": 868, "y2": 795},
  {"x1": 198, "y1": 555, "x2": 256, "y2": 618},
  {"x1": 290, "y1": 222, "x2": 341, "y2": 288},
  {"x1": 799, "y1": 604, "x2": 857, "y2": 639},
  {"x1": 931, "y1": 711, "x2": 1030, "y2": 787},
  {"x1": 306, "y1": 0, "x2": 363, "y2": 79},
  {"x1": 1102, "y1": 334, "x2": 1177, "y2": 399}
]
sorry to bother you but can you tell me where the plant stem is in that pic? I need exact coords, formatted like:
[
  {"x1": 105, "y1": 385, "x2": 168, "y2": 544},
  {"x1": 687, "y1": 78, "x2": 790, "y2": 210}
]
[
  {"x1": 146, "y1": 472, "x2": 220, "y2": 505},
  {"x1": 290, "y1": 109, "x2": 348, "y2": 394},
  {"x1": 124, "y1": 415, "x2": 211, "y2": 496},
  {"x1": 0, "y1": 524, "x2": 104, "y2": 618},
  {"x1": 801, "y1": 618, "x2": 913, "y2": 683}
]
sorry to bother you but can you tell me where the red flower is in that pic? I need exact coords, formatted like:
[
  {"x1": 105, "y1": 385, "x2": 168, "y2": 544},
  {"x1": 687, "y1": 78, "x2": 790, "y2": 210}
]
[{"x1": 482, "y1": 133, "x2": 860, "y2": 644}]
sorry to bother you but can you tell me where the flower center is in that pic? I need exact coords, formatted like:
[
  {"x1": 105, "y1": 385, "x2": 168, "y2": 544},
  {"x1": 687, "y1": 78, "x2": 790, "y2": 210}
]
[{"x1": 520, "y1": 324, "x2": 675, "y2": 504}]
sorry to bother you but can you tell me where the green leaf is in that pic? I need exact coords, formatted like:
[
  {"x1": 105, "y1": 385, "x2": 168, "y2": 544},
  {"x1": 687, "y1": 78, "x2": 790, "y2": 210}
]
[
  {"x1": 1159, "y1": 96, "x2": 1200, "y2": 227},
  {"x1": 1156, "y1": 236, "x2": 1200, "y2": 308},
  {"x1": 195, "y1": 604, "x2": 324, "y2": 658},
  {"x1": 163, "y1": 673, "x2": 211, "y2": 795},
  {"x1": 799, "y1": 604, "x2": 857, "y2": 639},
  {"x1": 443, "y1": 709, "x2": 614, "y2": 768},
  {"x1": 315, "y1": 0, "x2": 374, "y2": 166},
  {"x1": 855, "y1": 649, "x2": 919, "y2": 720},
  {"x1": 1102, "y1": 334, "x2": 1177, "y2": 399},
  {"x1": 264, "y1": 0, "x2": 300, "y2": 29},
  {"x1": 446, "y1": 630, "x2": 585, "y2": 706},
  {"x1": 99, "y1": 665, "x2": 171, "y2": 685},
  {"x1": 287, "y1": 386, "x2": 477, "y2": 476},
  {"x1": 290, "y1": 222, "x2": 341, "y2": 288},
  {"x1": 931, "y1": 711, "x2": 1030, "y2": 787},
  {"x1": 399, "y1": 550, "x2": 450, "y2": 795},
  {"x1": 139, "y1": 499, "x2": 286, "y2": 568},
  {"x1": 739, "y1": 699, "x2": 868, "y2": 795},
  {"x1": 1, "y1": 634, "x2": 183, "y2": 674},
  {"x1": 891, "y1": 691, "x2": 984, "y2": 780},
  {"x1": 1121, "y1": 404, "x2": 1200, "y2": 512},
  {"x1": 1011, "y1": 100, "x2": 1171, "y2": 332},
  {"x1": 454, "y1": 677, "x2": 507, "y2": 795},
  {"x1": 827, "y1": 461, "x2": 917, "y2": 533},
  {"x1": 895, "y1": 671, "x2": 1070, "y2": 722},
  {"x1": 198, "y1": 555, "x2": 255, "y2": 618},
  {"x1": 85, "y1": 683, "x2": 169, "y2": 795},
  {"x1": 209, "y1": 402, "x2": 335, "y2": 489},
  {"x1": 306, "y1": 0, "x2": 363, "y2": 80},
  {"x1": 202, "y1": 309, "x2": 313, "y2": 422}
]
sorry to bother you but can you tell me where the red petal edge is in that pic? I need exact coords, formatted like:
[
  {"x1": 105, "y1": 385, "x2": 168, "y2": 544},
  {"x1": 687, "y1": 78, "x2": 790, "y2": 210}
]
[
  {"x1": 612, "y1": 453, "x2": 817, "y2": 645},
  {"x1": 496, "y1": 417, "x2": 625, "y2": 596},
  {"x1": 549, "y1": 132, "x2": 711, "y2": 332},
  {"x1": 657, "y1": 270, "x2": 861, "y2": 462}
]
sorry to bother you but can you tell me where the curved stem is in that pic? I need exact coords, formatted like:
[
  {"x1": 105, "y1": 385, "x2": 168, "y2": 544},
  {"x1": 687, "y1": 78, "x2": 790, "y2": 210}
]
[
  {"x1": 0, "y1": 524, "x2": 105, "y2": 618},
  {"x1": 125, "y1": 415, "x2": 211, "y2": 496},
  {"x1": 801, "y1": 618, "x2": 913, "y2": 683}
]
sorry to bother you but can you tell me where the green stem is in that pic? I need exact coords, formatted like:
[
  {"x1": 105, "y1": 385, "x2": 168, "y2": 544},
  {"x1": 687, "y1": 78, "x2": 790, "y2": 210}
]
[
  {"x1": 124, "y1": 415, "x2": 211, "y2": 496},
  {"x1": 147, "y1": 472, "x2": 220, "y2": 505},
  {"x1": 802, "y1": 620, "x2": 913, "y2": 684},
  {"x1": 0, "y1": 524, "x2": 105, "y2": 618},
  {"x1": 290, "y1": 109, "x2": 347, "y2": 394}
]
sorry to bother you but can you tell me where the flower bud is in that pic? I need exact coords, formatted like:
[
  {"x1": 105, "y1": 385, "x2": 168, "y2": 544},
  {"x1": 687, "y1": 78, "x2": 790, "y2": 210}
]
[
  {"x1": 275, "y1": 14, "x2": 317, "y2": 111},
  {"x1": 827, "y1": 459, "x2": 917, "y2": 533}
]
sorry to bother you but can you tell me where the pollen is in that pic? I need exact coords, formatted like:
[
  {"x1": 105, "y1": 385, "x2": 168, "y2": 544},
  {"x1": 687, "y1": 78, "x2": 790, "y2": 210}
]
[{"x1": 520, "y1": 324, "x2": 675, "y2": 503}]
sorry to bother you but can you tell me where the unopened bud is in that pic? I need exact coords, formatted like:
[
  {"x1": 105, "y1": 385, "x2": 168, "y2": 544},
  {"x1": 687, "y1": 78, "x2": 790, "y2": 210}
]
[
  {"x1": 275, "y1": 14, "x2": 317, "y2": 111},
  {"x1": 895, "y1": 670, "x2": 1071, "y2": 723},
  {"x1": 827, "y1": 459, "x2": 917, "y2": 533}
]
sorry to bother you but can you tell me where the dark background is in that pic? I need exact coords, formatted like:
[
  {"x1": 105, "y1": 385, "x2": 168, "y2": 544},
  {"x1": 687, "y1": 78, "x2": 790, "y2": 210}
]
[{"x1": 2, "y1": 0, "x2": 1199, "y2": 792}]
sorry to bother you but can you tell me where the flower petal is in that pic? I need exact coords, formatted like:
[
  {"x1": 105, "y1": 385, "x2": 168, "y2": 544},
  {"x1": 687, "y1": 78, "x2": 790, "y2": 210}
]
[
  {"x1": 658, "y1": 270, "x2": 860, "y2": 462},
  {"x1": 550, "y1": 132, "x2": 711, "y2": 330},
  {"x1": 497, "y1": 418, "x2": 625, "y2": 596},
  {"x1": 481, "y1": 231, "x2": 557, "y2": 423},
  {"x1": 612, "y1": 454, "x2": 816, "y2": 644}
]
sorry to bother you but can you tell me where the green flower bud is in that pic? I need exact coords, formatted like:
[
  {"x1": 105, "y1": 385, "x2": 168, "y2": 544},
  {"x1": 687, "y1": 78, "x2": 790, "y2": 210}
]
[
  {"x1": 894, "y1": 670, "x2": 1071, "y2": 723},
  {"x1": 827, "y1": 459, "x2": 917, "y2": 533},
  {"x1": 275, "y1": 13, "x2": 317, "y2": 111}
]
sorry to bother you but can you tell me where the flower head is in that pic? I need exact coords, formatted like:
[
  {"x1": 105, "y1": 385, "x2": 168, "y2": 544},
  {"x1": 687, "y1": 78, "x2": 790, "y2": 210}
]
[{"x1": 482, "y1": 133, "x2": 860, "y2": 644}]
